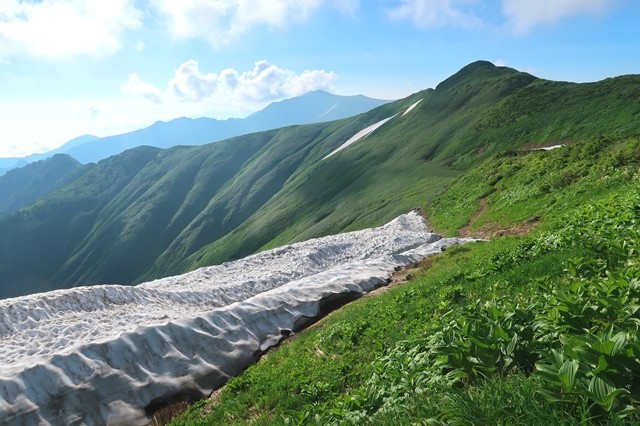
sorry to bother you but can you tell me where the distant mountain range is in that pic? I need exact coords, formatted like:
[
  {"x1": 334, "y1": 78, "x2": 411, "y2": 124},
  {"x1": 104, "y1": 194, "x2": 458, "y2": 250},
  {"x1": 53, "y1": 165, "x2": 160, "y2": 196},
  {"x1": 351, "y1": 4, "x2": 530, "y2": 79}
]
[
  {"x1": 0, "y1": 90, "x2": 390, "y2": 173},
  {"x1": 1, "y1": 61, "x2": 639, "y2": 299}
]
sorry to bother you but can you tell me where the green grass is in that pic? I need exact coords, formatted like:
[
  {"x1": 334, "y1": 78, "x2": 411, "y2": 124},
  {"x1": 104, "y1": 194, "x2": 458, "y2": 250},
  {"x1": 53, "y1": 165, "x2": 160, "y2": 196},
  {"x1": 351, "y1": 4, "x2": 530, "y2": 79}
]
[
  {"x1": 170, "y1": 136, "x2": 640, "y2": 425},
  {"x1": 427, "y1": 136, "x2": 640, "y2": 235},
  {"x1": 170, "y1": 237, "x2": 578, "y2": 425}
]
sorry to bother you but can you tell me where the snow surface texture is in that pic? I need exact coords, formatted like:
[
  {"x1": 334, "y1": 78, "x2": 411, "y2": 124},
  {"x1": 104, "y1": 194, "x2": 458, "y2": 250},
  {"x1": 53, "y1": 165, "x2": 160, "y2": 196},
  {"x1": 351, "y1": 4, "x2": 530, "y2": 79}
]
[
  {"x1": 0, "y1": 212, "x2": 474, "y2": 425},
  {"x1": 323, "y1": 98, "x2": 423, "y2": 160}
]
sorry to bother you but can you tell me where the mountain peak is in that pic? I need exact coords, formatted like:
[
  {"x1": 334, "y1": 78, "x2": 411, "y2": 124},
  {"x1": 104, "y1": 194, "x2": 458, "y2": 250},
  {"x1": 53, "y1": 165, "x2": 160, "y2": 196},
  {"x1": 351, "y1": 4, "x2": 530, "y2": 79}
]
[
  {"x1": 245, "y1": 91, "x2": 390, "y2": 125},
  {"x1": 436, "y1": 59, "x2": 534, "y2": 92},
  {"x1": 301, "y1": 89, "x2": 332, "y2": 96}
]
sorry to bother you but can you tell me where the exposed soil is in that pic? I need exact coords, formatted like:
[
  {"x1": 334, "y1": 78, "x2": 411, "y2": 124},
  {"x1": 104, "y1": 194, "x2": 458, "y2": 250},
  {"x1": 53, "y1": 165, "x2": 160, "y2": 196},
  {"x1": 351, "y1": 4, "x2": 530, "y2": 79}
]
[
  {"x1": 458, "y1": 197, "x2": 488, "y2": 237},
  {"x1": 147, "y1": 401, "x2": 190, "y2": 426},
  {"x1": 457, "y1": 197, "x2": 540, "y2": 239},
  {"x1": 469, "y1": 216, "x2": 541, "y2": 239}
]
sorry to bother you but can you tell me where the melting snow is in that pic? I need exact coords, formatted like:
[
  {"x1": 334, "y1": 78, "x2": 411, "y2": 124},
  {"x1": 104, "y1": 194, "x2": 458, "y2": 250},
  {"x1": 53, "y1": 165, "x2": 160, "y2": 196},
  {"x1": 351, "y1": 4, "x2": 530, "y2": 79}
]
[
  {"x1": 401, "y1": 99, "x2": 423, "y2": 117},
  {"x1": 0, "y1": 212, "x2": 475, "y2": 425},
  {"x1": 319, "y1": 104, "x2": 338, "y2": 117},
  {"x1": 323, "y1": 98, "x2": 425, "y2": 160},
  {"x1": 537, "y1": 144, "x2": 565, "y2": 151},
  {"x1": 323, "y1": 114, "x2": 397, "y2": 160}
]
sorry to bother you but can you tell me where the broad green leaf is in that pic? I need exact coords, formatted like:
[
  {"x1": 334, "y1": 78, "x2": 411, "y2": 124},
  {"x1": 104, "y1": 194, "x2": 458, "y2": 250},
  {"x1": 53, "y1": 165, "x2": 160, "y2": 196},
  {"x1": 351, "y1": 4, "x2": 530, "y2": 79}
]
[
  {"x1": 505, "y1": 333, "x2": 518, "y2": 356},
  {"x1": 535, "y1": 387, "x2": 565, "y2": 403},
  {"x1": 593, "y1": 339, "x2": 615, "y2": 356},
  {"x1": 573, "y1": 345, "x2": 601, "y2": 366},
  {"x1": 559, "y1": 359, "x2": 579, "y2": 390},
  {"x1": 592, "y1": 355, "x2": 609, "y2": 375},
  {"x1": 611, "y1": 331, "x2": 629, "y2": 355},
  {"x1": 601, "y1": 388, "x2": 630, "y2": 411},
  {"x1": 588, "y1": 376, "x2": 618, "y2": 408}
]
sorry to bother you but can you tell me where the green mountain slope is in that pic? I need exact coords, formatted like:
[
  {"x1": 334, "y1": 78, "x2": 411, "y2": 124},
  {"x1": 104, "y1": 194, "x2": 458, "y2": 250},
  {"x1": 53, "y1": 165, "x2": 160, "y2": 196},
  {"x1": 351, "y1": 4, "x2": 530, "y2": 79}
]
[
  {"x1": 0, "y1": 61, "x2": 639, "y2": 299},
  {"x1": 171, "y1": 135, "x2": 640, "y2": 425},
  {"x1": 0, "y1": 91, "x2": 388, "y2": 170},
  {"x1": 180, "y1": 61, "x2": 640, "y2": 270},
  {"x1": 0, "y1": 147, "x2": 159, "y2": 296},
  {"x1": 0, "y1": 154, "x2": 88, "y2": 218}
]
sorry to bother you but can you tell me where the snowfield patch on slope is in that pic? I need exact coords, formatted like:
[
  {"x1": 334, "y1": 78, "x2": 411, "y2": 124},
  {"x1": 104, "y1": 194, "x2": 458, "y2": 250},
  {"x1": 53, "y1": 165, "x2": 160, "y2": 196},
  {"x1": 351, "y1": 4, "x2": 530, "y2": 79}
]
[
  {"x1": 536, "y1": 144, "x2": 565, "y2": 151},
  {"x1": 323, "y1": 114, "x2": 397, "y2": 160},
  {"x1": 0, "y1": 212, "x2": 475, "y2": 425},
  {"x1": 402, "y1": 98, "x2": 423, "y2": 117},
  {"x1": 320, "y1": 104, "x2": 338, "y2": 117},
  {"x1": 323, "y1": 98, "x2": 424, "y2": 160}
]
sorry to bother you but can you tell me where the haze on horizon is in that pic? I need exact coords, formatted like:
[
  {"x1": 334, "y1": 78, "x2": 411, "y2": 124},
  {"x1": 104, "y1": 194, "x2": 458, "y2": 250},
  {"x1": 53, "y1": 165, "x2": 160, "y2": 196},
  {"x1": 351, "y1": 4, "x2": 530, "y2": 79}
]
[{"x1": 1, "y1": 0, "x2": 638, "y2": 158}]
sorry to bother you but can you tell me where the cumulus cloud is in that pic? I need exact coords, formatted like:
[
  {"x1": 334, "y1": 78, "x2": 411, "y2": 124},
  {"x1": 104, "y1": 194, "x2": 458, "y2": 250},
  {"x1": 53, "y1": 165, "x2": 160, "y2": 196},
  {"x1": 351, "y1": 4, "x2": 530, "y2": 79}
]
[
  {"x1": 388, "y1": 0, "x2": 483, "y2": 29},
  {"x1": 503, "y1": 0, "x2": 615, "y2": 34},
  {"x1": 121, "y1": 74, "x2": 163, "y2": 104},
  {"x1": 226, "y1": 60, "x2": 339, "y2": 102},
  {"x1": 122, "y1": 59, "x2": 338, "y2": 106},
  {"x1": 0, "y1": 0, "x2": 142, "y2": 60},
  {"x1": 168, "y1": 60, "x2": 219, "y2": 102},
  {"x1": 154, "y1": 0, "x2": 359, "y2": 47}
]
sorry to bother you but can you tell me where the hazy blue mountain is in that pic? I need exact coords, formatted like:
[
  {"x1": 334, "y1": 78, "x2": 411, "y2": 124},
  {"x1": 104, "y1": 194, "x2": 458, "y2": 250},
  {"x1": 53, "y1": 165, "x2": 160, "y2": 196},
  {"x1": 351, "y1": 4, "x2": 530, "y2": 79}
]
[
  {"x1": 0, "y1": 135, "x2": 99, "y2": 175},
  {"x1": 243, "y1": 90, "x2": 392, "y2": 128},
  {"x1": 1, "y1": 62, "x2": 638, "y2": 299},
  {"x1": 0, "y1": 91, "x2": 389, "y2": 169}
]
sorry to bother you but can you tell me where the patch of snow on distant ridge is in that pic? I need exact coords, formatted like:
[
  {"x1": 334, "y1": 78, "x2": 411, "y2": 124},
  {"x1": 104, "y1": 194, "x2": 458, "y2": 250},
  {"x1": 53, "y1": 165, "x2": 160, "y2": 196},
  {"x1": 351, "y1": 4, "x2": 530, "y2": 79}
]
[
  {"x1": 319, "y1": 104, "x2": 338, "y2": 117},
  {"x1": 537, "y1": 144, "x2": 564, "y2": 151},
  {"x1": 0, "y1": 212, "x2": 476, "y2": 425},
  {"x1": 402, "y1": 99, "x2": 423, "y2": 117},
  {"x1": 323, "y1": 114, "x2": 397, "y2": 159},
  {"x1": 323, "y1": 98, "x2": 424, "y2": 160}
]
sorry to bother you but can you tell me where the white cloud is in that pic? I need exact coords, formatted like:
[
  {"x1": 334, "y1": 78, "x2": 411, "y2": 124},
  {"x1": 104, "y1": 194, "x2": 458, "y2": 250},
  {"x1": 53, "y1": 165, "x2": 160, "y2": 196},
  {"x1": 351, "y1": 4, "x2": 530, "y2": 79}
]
[
  {"x1": 169, "y1": 60, "x2": 219, "y2": 102},
  {"x1": 0, "y1": 60, "x2": 338, "y2": 157},
  {"x1": 227, "y1": 60, "x2": 339, "y2": 102},
  {"x1": 493, "y1": 59, "x2": 508, "y2": 67},
  {"x1": 0, "y1": 0, "x2": 142, "y2": 61},
  {"x1": 124, "y1": 59, "x2": 338, "y2": 105},
  {"x1": 331, "y1": 0, "x2": 359, "y2": 16},
  {"x1": 388, "y1": 0, "x2": 483, "y2": 29},
  {"x1": 503, "y1": 0, "x2": 615, "y2": 34},
  {"x1": 93, "y1": 59, "x2": 335, "y2": 157},
  {"x1": 121, "y1": 74, "x2": 162, "y2": 104},
  {"x1": 154, "y1": 0, "x2": 358, "y2": 47}
]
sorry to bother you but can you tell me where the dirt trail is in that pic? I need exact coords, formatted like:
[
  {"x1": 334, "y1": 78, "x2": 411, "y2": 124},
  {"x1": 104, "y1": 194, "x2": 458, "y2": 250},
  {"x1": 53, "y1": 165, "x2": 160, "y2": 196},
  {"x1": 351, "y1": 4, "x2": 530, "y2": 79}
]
[
  {"x1": 457, "y1": 197, "x2": 540, "y2": 239},
  {"x1": 459, "y1": 198, "x2": 488, "y2": 237}
]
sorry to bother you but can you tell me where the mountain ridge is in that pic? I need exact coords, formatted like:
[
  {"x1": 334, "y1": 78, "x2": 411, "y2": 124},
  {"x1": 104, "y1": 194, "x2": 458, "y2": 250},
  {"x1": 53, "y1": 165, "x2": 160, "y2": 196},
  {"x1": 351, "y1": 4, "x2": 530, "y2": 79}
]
[
  {"x1": 0, "y1": 91, "x2": 389, "y2": 171},
  {"x1": 1, "y1": 62, "x2": 639, "y2": 299}
]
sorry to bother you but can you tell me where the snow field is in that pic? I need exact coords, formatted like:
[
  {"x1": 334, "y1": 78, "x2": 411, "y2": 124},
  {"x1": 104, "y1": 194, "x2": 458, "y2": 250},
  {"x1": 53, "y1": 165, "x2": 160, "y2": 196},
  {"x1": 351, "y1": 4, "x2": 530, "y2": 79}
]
[{"x1": 0, "y1": 212, "x2": 474, "y2": 425}]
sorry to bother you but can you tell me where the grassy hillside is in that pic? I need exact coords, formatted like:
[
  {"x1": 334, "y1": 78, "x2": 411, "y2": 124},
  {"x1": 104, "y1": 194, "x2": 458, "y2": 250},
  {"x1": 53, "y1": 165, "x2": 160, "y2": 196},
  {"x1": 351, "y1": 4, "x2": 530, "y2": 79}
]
[
  {"x1": 1, "y1": 61, "x2": 639, "y2": 298},
  {"x1": 0, "y1": 154, "x2": 88, "y2": 218},
  {"x1": 169, "y1": 135, "x2": 640, "y2": 425},
  {"x1": 180, "y1": 62, "x2": 640, "y2": 270},
  {"x1": 0, "y1": 147, "x2": 159, "y2": 297}
]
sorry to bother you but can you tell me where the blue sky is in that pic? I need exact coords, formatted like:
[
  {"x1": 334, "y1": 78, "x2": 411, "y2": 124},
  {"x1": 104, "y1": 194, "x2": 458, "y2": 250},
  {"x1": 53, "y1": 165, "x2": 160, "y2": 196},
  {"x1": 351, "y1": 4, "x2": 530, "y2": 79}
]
[{"x1": 1, "y1": 0, "x2": 639, "y2": 157}]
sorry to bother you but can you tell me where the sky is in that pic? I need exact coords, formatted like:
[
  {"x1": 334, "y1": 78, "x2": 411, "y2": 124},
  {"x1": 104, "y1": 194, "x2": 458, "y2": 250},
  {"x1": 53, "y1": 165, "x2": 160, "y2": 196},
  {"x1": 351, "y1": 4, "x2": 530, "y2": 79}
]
[{"x1": 0, "y1": 0, "x2": 639, "y2": 158}]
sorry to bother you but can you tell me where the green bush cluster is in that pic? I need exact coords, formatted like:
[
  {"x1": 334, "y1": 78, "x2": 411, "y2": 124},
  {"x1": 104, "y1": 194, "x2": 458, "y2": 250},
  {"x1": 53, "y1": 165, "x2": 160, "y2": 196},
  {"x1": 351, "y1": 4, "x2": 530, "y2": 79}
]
[{"x1": 290, "y1": 191, "x2": 640, "y2": 425}]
